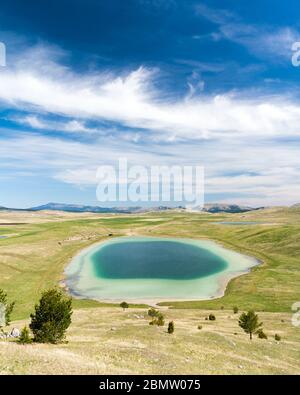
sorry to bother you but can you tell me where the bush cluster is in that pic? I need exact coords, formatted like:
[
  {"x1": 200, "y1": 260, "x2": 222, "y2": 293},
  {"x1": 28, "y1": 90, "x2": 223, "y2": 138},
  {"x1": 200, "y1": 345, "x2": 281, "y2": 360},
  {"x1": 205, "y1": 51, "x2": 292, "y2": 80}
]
[{"x1": 148, "y1": 308, "x2": 165, "y2": 326}]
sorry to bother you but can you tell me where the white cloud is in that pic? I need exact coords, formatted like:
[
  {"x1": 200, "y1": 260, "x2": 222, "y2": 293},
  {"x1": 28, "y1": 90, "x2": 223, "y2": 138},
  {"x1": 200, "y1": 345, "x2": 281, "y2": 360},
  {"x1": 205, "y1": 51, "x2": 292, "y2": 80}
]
[
  {"x1": 1, "y1": 44, "x2": 300, "y2": 206},
  {"x1": 1, "y1": 131, "x2": 300, "y2": 206},
  {"x1": 0, "y1": 45, "x2": 300, "y2": 143},
  {"x1": 221, "y1": 25, "x2": 299, "y2": 61},
  {"x1": 23, "y1": 115, "x2": 46, "y2": 129},
  {"x1": 17, "y1": 115, "x2": 100, "y2": 134},
  {"x1": 196, "y1": 3, "x2": 299, "y2": 61}
]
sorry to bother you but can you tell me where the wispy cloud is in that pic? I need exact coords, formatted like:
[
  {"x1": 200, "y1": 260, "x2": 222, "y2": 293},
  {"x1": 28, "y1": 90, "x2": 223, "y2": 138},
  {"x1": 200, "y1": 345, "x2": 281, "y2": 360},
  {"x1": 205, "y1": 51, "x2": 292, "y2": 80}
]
[
  {"x1": 1, "y1": 45, "x2": 300, "y2": 143},
  {"x1": 1, "y1": 44, "x2": 300, "y2": 206},
  {"x1": 1, "y1": 130, "x2": 299, "y2": 206},
  {"x1": 14, "y1": 115, "x2": 101, "y2": 134},
  {"x1": 195, "y1": 3, "x2": 299, "y2": 61}
]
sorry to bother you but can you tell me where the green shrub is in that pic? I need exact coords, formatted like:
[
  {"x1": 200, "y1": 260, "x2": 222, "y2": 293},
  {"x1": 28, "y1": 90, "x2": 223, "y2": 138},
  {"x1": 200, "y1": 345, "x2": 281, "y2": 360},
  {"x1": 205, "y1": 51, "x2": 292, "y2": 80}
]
[
  {"x1": 148, "y1": 307, "x2": 158, "y2": 318},
  {"x1": 148, "y1": 308, "x2": 165, "y2": 325},
  {"x1": 149, "y1": 311, "x2": 165, "y2": 326},
  {"x1": 197, "y1": 325, "x2": 202, "y2": 330},
  {"x1": 233, "y1": 306, "x2": 239, "y2": 314},
  {"x1": 257, "y1": 329, "x2": 268, "y2": 339},
  {"x1": 208, "y1": 314, "x2": 216, "y2": 321},
  {"x1": 275, "y1": 333, "x2": 281, "y2": 341},
  {"x1": 30, "y1": 288, "x2": 72, "y2": 344},
  {"x1": 168, "y1": 321, "x2": 174, "y2": 334},
  {"x1": 156, "y1": 313, "x2": 165, "y2": 326},
  {"x1": 18, "y1": 326, "x2": 32, "y2": 344}
]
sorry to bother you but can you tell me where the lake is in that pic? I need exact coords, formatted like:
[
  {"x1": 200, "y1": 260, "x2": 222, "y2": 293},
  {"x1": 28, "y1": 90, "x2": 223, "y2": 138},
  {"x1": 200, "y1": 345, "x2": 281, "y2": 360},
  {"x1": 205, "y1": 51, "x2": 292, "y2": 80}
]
[{"x1": 65, "y1": 236, "x2": 259, "y2": 302}]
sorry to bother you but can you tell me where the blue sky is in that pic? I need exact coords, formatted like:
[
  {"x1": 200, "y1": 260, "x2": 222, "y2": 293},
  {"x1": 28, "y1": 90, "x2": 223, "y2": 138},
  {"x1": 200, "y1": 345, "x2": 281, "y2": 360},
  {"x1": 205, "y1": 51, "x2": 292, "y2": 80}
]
[{"x1": 0, "y1": 0, "x2": 300, "y2": 208}]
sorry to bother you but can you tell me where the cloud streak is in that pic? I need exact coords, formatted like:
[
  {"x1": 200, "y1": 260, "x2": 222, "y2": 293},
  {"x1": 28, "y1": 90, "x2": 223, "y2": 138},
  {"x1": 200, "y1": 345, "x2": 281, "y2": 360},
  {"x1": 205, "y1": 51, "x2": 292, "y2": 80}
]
[
  {"x1": 1, "y1": 130, "x2": 300, "y2": 206},
  {"x1": 0, "y1": 45, "x2": 300, "y2": 144},
  {"x1": 196, "y1": 3, "x2": 299, "y2": 62},
  {"x1": 1, "y1": 44, "x2": 300, "y2": 206}
]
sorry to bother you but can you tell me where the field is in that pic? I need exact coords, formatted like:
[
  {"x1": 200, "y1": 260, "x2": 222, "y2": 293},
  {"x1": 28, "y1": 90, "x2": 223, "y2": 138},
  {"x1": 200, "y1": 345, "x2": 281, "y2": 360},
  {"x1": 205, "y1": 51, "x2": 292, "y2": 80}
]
[
  {"x1": 0, "y1": 207, "x2": 300, "y2": 374},
  {"x1": 1, "y1": 308, "x2": 300, "y2": 374}
]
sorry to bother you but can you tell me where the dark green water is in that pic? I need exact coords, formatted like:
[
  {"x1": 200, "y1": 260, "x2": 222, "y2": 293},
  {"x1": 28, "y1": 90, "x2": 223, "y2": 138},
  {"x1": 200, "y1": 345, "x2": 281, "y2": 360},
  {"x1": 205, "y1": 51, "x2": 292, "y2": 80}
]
[{"x1": 92, "y1": 240, "x2": 227, "y2": 280}]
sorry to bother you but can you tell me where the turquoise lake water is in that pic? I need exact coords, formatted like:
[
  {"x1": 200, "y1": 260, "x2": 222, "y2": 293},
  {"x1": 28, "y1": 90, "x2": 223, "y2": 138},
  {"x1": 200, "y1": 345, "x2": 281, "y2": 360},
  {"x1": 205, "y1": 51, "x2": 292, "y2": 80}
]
[
  {"x1": 65, "y1": 236, "x2": 259, "y2": 302},
  {"x1": 93, "y1": 240, "x2": 227, "y2": 280}
]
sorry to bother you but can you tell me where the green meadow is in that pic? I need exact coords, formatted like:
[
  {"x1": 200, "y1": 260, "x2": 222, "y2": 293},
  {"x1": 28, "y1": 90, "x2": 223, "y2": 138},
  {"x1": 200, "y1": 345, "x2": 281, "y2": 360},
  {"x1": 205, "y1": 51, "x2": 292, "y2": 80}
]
[
  {"x1": 0, "y1": 208, "x2": 300, "y2": 374},
  {"x1": 1, "y1": 207, "x2": 300, "y2": 318}
]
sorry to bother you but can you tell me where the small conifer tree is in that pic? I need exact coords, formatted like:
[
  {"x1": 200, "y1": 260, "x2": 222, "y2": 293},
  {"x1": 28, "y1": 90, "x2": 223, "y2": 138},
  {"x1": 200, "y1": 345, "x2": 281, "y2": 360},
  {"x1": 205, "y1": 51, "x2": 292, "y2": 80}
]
[
  {"x1": 167, "y1": 321, "x2": 174, "y2": 334},
  {"x1": 30, "y1": 288, "x2": 72, "y2": 344},
  {"x1": 239, "y1": 310, "x2": 262, "y2": 340},
  {"x1": 18, "y1": 326, "x2": 32, "y2": 344},
  {"x1": 156, "y1": 312, "x2": 165, "y2": 326}
]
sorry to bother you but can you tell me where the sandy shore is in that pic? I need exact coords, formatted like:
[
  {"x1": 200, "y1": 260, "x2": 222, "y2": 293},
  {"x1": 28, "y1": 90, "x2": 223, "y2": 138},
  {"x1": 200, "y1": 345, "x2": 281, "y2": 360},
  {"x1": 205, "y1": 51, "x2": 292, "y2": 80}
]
[{"x1": 63, "y1": 235, "x2": 261, "y2": 305}]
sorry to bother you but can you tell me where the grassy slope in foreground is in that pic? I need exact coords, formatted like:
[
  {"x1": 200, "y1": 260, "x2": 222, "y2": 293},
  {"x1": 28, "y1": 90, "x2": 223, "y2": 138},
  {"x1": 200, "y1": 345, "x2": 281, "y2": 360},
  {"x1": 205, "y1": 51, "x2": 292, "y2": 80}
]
[
  {"x1": 0, "y1": 207, "x2": 299, "y2": 319},
  {"x1": 1, "y1": 307, "x2": 300, "y2": 374}
]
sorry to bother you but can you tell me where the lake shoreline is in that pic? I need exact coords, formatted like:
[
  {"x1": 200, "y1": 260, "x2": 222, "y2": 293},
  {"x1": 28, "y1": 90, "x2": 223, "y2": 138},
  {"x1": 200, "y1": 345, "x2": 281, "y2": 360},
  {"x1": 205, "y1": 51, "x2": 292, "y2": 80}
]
[{"x1": 63, "y1": 235, "x2": 261, "y2": 304}]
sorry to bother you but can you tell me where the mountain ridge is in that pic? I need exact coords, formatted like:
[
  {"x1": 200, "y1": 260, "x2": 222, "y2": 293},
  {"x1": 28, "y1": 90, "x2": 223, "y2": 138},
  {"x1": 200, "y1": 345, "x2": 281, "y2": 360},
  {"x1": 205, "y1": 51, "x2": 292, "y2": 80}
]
[
  {"x1": 28, "y1": 202, "x2": 176, "y2": 214},
  {"x1": 0, "y1": 202, "x2": 270, "y2": 214}
]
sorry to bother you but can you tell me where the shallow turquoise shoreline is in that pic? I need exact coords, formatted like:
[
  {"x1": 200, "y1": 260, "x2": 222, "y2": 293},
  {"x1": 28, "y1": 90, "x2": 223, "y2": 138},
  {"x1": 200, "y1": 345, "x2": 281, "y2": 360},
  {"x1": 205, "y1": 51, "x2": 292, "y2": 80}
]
[{"x1": 65, "y1": 236, "x2": 260, "y2": 303}]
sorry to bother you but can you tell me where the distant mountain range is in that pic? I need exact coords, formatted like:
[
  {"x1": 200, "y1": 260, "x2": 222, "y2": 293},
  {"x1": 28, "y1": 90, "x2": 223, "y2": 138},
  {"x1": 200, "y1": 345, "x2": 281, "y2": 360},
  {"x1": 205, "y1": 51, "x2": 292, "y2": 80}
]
[
  {"x1": 201, "y1": 203, "x2": 263, "y2": 213},
  {"x1": 29, "y1": 202, "x2": 176, "y2": 214},
  {"x1": 0, "y1": 202, "x2": 265, "y2": 214}
]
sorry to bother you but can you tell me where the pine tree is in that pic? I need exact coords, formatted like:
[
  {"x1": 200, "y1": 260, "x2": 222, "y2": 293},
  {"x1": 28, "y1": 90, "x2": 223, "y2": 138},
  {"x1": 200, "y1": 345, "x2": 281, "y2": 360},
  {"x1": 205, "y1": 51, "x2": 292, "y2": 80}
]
[
  {"x1": 238, "y1": 310, "x2": 262, "y2": 340},
  {"x1": 168, "y1": 321, "x2": 174, "y2": 334},
  {"x1": 156, "y1": 313, "x2": 165, "y2": 327},
  {"x1": 18, "y1": 326, "x2": 32, "y2": 344},
  {"x1": 30, "y1": 288, "x2": 72, "y2": 343}
]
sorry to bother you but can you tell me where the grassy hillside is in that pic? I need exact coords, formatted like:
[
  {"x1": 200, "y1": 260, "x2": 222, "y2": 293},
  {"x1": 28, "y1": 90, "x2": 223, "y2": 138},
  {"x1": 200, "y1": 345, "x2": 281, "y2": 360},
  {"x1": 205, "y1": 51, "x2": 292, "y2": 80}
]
[
  {"x1": 1, "y1": 307, "x2": 299, "y2": 374},
  {"x1": 0, "y1": 209, "x2": 299, "y2": 374},
  {"x1": 0, "y1": 208, "x2": 300, "y2": 318}
]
